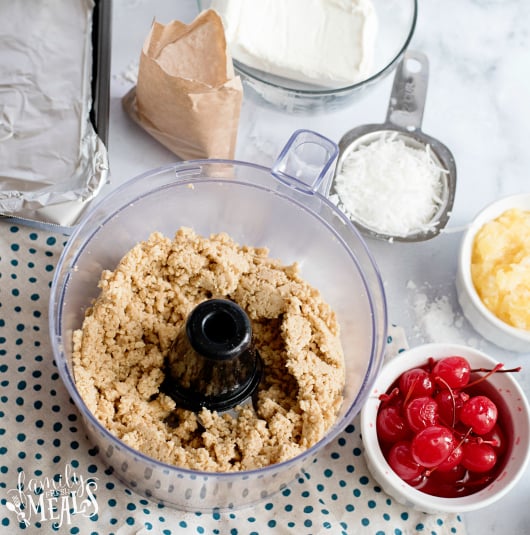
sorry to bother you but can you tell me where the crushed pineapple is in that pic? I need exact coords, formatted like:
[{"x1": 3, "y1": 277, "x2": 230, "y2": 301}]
[{"x1": 471, "y1": 208, "x2": 530, "y2": 331}]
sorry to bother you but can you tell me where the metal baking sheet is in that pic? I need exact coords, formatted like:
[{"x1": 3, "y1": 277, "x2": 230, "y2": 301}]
[{"x1": 0, "y1": 0, "x2": 111, "y2": 229}]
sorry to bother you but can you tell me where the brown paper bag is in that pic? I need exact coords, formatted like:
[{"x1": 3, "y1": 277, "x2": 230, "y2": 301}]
[{"x1": 123, "y1": 9, "x2": 243, "y2": 161}]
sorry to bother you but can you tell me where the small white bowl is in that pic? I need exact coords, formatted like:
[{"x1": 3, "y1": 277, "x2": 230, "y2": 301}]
[
  {"x1": 456, "y1": 193, "x2": 530, "y2": 353},
  {"x1": 360, "y1": 343, "x2": 530, "y2": 514}
]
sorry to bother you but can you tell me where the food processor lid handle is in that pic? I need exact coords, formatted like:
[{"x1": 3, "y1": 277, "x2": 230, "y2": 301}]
[{"x1": 271, "y1": 129, "x2": 339, "y2": 196}]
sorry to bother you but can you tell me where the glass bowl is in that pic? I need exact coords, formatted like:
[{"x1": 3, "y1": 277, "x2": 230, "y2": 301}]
[
  {"x1": 201, "y1": 0, "x2": 417, "y2": 113},
  {"x1": 49, "y1": 130, "x2": 388, "y2": 511}
]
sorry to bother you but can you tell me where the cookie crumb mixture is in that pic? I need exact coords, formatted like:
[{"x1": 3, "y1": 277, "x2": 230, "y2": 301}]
[{"x1": 73, "y1": 228, "x2": 345, "y2": 471}]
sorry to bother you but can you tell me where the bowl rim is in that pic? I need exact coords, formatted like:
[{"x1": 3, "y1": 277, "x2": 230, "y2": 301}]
[
  {"x1": 458, "y1": 193, "x2": 530, "y2": 343},
  {"x1": 231, "y1": 0, "x2": 418, "y2": 97},
  {"x1": 360, "y1": 342, "x2": 530, "y2": 513}
]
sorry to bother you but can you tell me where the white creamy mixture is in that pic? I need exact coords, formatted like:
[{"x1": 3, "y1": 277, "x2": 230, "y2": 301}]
[{"x1": 211, "y1": 0, "x2": 377, "y2": 88}]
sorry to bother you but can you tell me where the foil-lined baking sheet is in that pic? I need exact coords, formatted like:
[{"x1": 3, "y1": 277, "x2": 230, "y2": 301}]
[{"x1": 0, "y1": 0, "x2": 110, "y2": 229}]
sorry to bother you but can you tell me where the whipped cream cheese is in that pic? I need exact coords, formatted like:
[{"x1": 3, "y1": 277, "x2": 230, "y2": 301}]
[{"x1": 211, "y1": 0, "x2": 378, "y2": 88}]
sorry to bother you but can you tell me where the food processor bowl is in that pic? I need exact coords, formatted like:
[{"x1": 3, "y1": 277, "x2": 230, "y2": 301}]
[{"x1": 50, "y1": 130, "x2": 388, "y2": 511}]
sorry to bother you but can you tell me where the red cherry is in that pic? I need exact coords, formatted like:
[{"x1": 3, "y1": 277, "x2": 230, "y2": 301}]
[
  {"x1": 432, "y1": 356, "x2": 471, "y2": 389},
  {"x1": 435, "y1": 445, "x2": 463, "y2": 472},
  {"x1": 460, "y1": 395, "x2": 498, "y2": 435},
  {"x1": 411, "y1": 425, "x2": 457, "y2": 468},
  {"x1": 387, "y1": 441, "x2": 424, "y2": 483},
  {"x1": 399, "y1": 368, "x2": 435, "y2": 400},
  {"x1": 432, "y1": 462, "x2": 467, "y2": 484},
  {"x1": 405, "y1": 396, "x2": 439, "y2": 433},
  {"x1": 481, "y1": 424, "x2": 507, "y2": 456},
  {"x1": 461, "y1": 442, "x2": 497, "y2": 473},
  {"x1": 376, "y1": 404, "x2": 410, "y2": 443},
  {"x1": 434, "y1": 389, "x2": 469, "y2": 427},
  {"x1": 375, "y1": 355, "x2": 517, "y2": 498}
]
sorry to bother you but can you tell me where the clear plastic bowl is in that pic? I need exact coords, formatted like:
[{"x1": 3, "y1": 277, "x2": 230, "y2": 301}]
[
  {"x1": 49, "y1": 130, "x2": 387, "y2": 511},
  {"x1": 200, "y1": 0, "x2": 418, "y2": 113}
]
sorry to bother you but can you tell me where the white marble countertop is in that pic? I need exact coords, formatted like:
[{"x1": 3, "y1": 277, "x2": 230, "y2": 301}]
[{"x1": 107, "y1": 1, "x2": 530, "y2": 533}]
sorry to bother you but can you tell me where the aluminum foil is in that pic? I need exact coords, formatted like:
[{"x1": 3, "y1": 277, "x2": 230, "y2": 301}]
[{"x1": 0, "y1": 0, "x2": 109, "y2": 228}]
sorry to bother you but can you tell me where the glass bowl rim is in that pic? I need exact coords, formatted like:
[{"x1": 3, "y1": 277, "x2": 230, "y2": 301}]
[{"x1": 226, "y1": 0, "x2": 418, "y2": 97}]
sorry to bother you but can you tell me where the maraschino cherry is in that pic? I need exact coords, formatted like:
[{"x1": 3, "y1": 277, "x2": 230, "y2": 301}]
[{"x1": 376, "y1": 355, "x2": 520, "y2": 498}]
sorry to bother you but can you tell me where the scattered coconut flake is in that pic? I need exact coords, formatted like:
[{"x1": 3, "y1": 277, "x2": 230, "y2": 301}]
[
  {"x1": 114, "y1": 60, "x2": 139, "y2": 85},
  {"x1": 406, "y1": 281, "x2": 483, "y2": 349}
]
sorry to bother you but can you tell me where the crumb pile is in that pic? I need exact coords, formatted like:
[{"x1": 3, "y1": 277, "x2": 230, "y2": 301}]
[{"x1": 73, "y1": 228, "x2": 345, "y2": 471}]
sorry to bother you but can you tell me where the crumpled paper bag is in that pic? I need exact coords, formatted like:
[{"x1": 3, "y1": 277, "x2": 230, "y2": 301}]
[{"x1": 123, "y1": 9, "x2": 242, "y2": 161}]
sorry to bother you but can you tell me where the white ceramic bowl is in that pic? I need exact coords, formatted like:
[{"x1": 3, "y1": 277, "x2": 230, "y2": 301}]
[
  {"x1": 456, "y1": 193, "x2": 530, "y2": 353},
  {"x1": 360, "y1": 343, "x2": 530, "y2": 514}
]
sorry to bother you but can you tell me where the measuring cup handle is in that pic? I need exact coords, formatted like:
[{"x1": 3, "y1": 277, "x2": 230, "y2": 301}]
[
  {"x1": 385, "y1": 50, "x2": 429, "y2": 131},
  {"x1": 272, "y1": 129, "x2": 338, "y2": 195}
]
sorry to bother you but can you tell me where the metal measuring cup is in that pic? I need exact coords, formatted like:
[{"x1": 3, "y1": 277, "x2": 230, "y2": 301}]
[{"x1": 331, "y1": 50, "x2": 457, "y2": 242}]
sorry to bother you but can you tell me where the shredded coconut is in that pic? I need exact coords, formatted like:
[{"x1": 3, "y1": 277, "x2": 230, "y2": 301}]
[
  {"x1": 406, "y1": 280, "x2": 482, "y2": 348},
  {"x1": 114, "y1": 60, "x2": 139, "y2": 85},
  {"x1": 333, "y1": 133, "x2": 447, "y2": 237}
]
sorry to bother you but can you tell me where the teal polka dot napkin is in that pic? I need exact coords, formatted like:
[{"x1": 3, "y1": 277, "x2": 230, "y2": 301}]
[{"x1": 0, "y1": 222, "x2": 466, "y2": 534}]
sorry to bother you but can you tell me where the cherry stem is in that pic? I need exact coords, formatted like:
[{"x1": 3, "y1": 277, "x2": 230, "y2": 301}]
[
  {"x1": 403, "y1": 377, "x2": 418, "y2": 406},
  {"x1": 465, "y1": 363, "x2": 505, "y2": 389},
  {"x1": 470, "y1": 366, "x2": 521, "y2": 374},
  {"x1": 378, "y1": 387, "x2": 400, "y2": 403},
  {"x1": 427, "y1": 357, "x2": 436, "y2": 372},
  {"x1": 457, "y1": 427, "x2": 473, "y2": 448},
  {"x1": 424, "y1": 427, "x2": 472, "y2": 478},
  {"x1": 434, "y1": 375, "x2": 456, "y2": 428},
  {"x1": 475, "y1": 436, "x2": 500, "y2": 447}
]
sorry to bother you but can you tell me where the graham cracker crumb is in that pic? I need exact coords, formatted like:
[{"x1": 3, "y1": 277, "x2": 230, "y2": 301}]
[{"x1": 73, "y1": 228, "x2": 345, "y2": 471}]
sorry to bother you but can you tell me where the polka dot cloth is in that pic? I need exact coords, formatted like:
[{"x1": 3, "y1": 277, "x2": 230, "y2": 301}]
[{"x1": 0, "y1": 222, "x2": 466, "y2": 534}]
